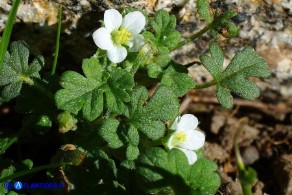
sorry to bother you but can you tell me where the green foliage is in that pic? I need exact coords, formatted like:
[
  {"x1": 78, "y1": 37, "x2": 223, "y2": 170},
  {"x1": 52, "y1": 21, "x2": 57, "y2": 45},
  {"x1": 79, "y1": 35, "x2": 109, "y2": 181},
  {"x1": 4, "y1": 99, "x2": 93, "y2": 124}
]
[
  {"x1": 0, "y1": 6, "x2": 270, "y2": 195},
  {"x1": 22, "y1": 159, "x2": 34, "y2": 169},
  {"x1": 200, "y1": 42, "x2": 271, "y2": 108},
  {"x1": 98, "y1": 85, "x2": 179, "y2": 160},
  {"x1": 210, "y1": 10, "x2": 239, "y2": 39},
  {"x1": 50, "y1": 147, "x2": 119, "y2": 194},
  {"x1": 238, "y1": 166, "x2": 257, "y2": 195},
  {"x1": 99, "y1": 118, "x2": 123, "y2": 149},
  {"x1": 197, "y1": 0, "x2": 213, "y2": 23},
  {"x1": 0, "y1": 41, "x2": 44, "y2": 100},
  {"x1": 128, "y1": 86, "x2": 179, "y2": 140},
  {"x1": 142, "y1": 10, "x2": 181, "y2": 78},
  {"x1": 57, "y1": 111, "x2": 77, "y2": 133},
  {"x1": 0, "y1": 0, "x2": 21, "y2": 69},
  {"x1": 22, "y1": 114, "x2": 52, "y2": 134},
  {"x1": 125, "y1": 125, "x2": 140, "y2": 160},
  {"x1": 161, "y1": 62, "x2": 195, "y2": 96},
  {"x1": 148, "y1": 10, "x2": 181, "y2": 50},
  {"x1": 136, "y1": 147, "x2": 220, "y2": 194},
  {"x1": 0, "y1": 137, "x2": 17, "y2": 155},
  {"x1": 239, "y1": 167, "x2": 257, "y2": 186},
  {"x1": 0, "y1": 165, "x2": 16, "y2": 194},
  {"x1": 55, "y1": 57, "x2": 134, "y2": 121}
]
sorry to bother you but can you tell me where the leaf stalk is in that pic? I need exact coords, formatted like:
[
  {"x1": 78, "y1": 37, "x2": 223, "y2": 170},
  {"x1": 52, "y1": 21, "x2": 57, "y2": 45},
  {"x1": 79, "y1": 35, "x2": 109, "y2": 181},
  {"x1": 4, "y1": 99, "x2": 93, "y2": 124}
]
[
  {"x1": 0, "y1": 0, "x2": 22, "y2": 70},
  {"x1": 51, "y1": 6, "x2": 62, "y2": 75}
]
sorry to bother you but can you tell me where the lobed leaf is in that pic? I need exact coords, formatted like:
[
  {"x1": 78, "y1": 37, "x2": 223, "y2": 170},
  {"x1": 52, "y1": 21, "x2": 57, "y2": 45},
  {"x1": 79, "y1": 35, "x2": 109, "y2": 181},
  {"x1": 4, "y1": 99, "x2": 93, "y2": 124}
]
[
  {"x1": 55, "y1": 57, "x2": 134, "y2": 121},
  {"x1": 161, "y1": 62, "x2": 195, "y2": 96},
  {"x1": 126, "y1": 145, "x2": 140, "y2": 161},
  {"x1": 136, "y1": 147, "x2": 220, "y2": 194},
  {"x1": 148, "y1": 10, "x2": 181, "y2": 50},
  {"x1": 129, "y1": 85, "x2": 179, "y2": 140},
  {"x1": 0, "y1": 165, "x2": 16, "y2": 194},
  {"x1": 0, "y1": 41, "x2": 44, "y2": 100},
  {"x1": 200, "y1": 42, "x2": 271, "y2": 109},
  {"x1": 125, "y1": 125, "x2": 140, "y2": 160},
  {"x1": 141, "y1": 10, "x2": 181, "y2": 78},
  {"x1": 197, "y1": 0, "x2": 213, "y2": 23},
  {"x1": 188, "y1": 157, "x2": 221, "y2": 194},
  {"x1": 98, "y1": 118, "x2": 123, "y2": 149}
]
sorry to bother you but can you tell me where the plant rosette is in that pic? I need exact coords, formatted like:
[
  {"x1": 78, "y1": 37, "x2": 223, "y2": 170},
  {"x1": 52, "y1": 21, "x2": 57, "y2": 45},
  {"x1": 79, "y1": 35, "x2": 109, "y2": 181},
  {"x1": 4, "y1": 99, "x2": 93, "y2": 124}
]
[
  {"x1": 165, "y1": 114, "x2": 205, "y2": 165},
  {"x1": 92, "y1": 9, "x2": 146, "y2": 63}
]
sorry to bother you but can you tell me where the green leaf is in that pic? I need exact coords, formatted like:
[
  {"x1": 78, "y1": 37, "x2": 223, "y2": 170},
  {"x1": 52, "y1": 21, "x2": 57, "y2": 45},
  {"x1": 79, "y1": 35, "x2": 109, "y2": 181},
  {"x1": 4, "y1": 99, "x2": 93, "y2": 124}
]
[
  {"x1": 200, "y1": 42, "x2": 271, "y2": 109},
  {"x1": 216, "y1": 85, "x2": 233, "y2": 109},
  {"x1": 95, "y1": 149, "x2": 118, "y2": 178},
  {"x1": 143, "y1": 10, "x2": 180, "y2": 78},
  {"x1": 98, "y1": 118, "x2": 123, "y2": 149},
  {"x1": 200, "y1": 43, "x2": 224, "y2": 80},
  {"x1": 55, "y1": 57, "x2": 134, "y2": 121},
  {"x1": 197, "y1": 0, "x2": 213, "y2": 23},
  {"x1": 125, "y1": 125, "x2": 140, "y2": 160},
  {"x1": 188, "y1": 157, "x2": 221, "y2": 194},
  {"x1": 161, "y1": 62, "x2": 195, "y2": 96},
  {"x1": 105, "y1": 68, "x2": 134, "y2": 113},
  {"x1": 0, "y1": 0, "x2": 21, "y2": 70},
  {"x1": 22, "y1": 159, "x2": 33, "y2": 169},
  {"x1": 57, "y1": 111, "x2": 77, "y2": 133},
  {"x1": 148, "y1": 10, "x2": 181, "y2": 50},
  {"x1": 210, "y1": 10, "x2": 238, "y2": 39},
  {"x1": 145, "y1": 50, "x2": 170, "y2": 78},
  {"x1": 221, "y1": 22, "x2": 239, "y2": 38},
  {"x1": 239, "y1": 167, "x2": 257, "y2": 185},
  {"x1": 0, "y1": 41, "x2": 44, "y2": 99},
  {"x1": 51, "y1": 148, "x2": 117, "y2": 194},
  {"x1": 136, "y1": 147, "x2": 220, "y2": 194},
  {"x1": 126, "y1": 145, "x2": 139, "y2": 161},
  {"x1": 146, "y1": 63, "x2": 162, "y2": 78},
  {"x1": 129, "y1": 86, "x2": 179, "y2": 140},
  {"x1": 0, "y1": 165, "x2": 16, "y2": 194},
  {"x1": 22, "y1": 114, "x2": 52, "y2": 134},
  {"x1": 0, "y1": 136, "x2": 17, "y2": 155},
  {"x1": 55, "y1": 58, "x2": 104, "y2": 121}
]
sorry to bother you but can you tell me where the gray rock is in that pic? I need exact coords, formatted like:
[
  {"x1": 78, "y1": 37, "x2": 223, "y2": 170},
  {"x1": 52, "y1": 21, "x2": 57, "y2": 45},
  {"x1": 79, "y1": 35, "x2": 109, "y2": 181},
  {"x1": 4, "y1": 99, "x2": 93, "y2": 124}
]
[{"x1": 273, "y1": 154, "x2": 292, "y2": 195}]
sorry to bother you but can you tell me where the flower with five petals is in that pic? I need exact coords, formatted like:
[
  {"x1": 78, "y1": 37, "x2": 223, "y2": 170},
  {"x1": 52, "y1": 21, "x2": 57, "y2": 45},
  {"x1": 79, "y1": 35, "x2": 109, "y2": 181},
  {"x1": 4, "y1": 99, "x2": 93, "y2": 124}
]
[
  {"x1": 167, "y1": 114, "x2": 205, "y2": 165},
  {"x1": 92, "y1": 9, "x2": 146, "y2": 63}
]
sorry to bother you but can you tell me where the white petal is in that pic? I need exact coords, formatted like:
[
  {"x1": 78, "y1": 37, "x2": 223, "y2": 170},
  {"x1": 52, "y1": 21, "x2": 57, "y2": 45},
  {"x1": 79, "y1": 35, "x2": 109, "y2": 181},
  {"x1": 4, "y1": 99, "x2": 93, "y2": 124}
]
[
  {"x1": 128, "y1": 34, "x2": 145, "y2": 52},
  {"x1": 104, "y1": 9, "x2": 122, "y2": 32},
  {"x1": 107, "y1": 46, "x2": 127, "y2": 63},
  {"x1": 178, "y1": 148, "x2": 198, "y2": 165},
  {"x1": 177, "y1": 114, "x2": 199, "y2": 131},
  {"x1": 170, "y1": 116, "x2": 180, "y2": 130},
  {"x1": 167, "y1": 134, "x2": 175, "y2": 150},
  {"x1": 92, "y1": 27, "x2": 114, "y2": 50},
  {"x1": 122, "y1": 11, "x2": 146, "y2": 35},
  {"x1": 178, "y1": 130, "x2": 205, "y2": 150}
]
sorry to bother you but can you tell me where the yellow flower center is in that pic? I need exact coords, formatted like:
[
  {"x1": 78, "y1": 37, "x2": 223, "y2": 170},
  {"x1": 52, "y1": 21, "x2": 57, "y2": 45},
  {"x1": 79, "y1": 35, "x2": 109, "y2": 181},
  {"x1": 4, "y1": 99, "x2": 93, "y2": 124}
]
[
  {"x1": 113, "y1": 27, "x2": 131, "y2": 45},
  {"x1": 175, "y1": 131, "x2": 186, "y2": 142}
]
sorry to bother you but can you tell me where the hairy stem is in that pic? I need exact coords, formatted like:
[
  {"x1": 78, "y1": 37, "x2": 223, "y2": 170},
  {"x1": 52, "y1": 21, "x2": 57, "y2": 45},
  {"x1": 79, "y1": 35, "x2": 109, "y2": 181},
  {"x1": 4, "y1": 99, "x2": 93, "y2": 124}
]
[
  {"x1": 0, "y1": 162, "x2": 72, "y2": 183},
  {"x1": 172, "y1": 24, "x2": 212, "y2": 51},
  {"x1": 51, "y1": 6, "x2": 62, "y2": 75},
  {"x1": 193, "y1": 80, "x2": 217, "y2": 89}
]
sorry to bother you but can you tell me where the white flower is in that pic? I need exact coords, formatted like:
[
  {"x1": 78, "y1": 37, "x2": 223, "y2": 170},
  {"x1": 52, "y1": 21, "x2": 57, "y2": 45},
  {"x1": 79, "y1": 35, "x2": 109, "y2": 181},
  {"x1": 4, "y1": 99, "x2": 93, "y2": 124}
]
[
  {"x1": 92, "y1": 9, "x2": 146, "y2": 63},
  {"x1": 167, "y1": 114, "x2": 205, "y2": 165}
]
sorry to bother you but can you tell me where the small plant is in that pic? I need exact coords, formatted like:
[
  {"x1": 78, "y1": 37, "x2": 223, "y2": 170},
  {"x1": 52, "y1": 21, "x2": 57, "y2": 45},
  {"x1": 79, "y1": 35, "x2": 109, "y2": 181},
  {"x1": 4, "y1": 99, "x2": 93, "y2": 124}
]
[{"x1": 0, "y1": 0, "x2": 270, "y2": 194}]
